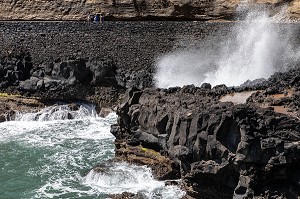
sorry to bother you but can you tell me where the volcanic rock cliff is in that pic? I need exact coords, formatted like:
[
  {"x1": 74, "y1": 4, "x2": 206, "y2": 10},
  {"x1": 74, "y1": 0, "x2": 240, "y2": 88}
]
[
  {"x1": 0, "y1": 0, "x2": 299, "y2": 21},
  {"x1": 111, "y1": 68, "x2": 300, "y2": 198}
]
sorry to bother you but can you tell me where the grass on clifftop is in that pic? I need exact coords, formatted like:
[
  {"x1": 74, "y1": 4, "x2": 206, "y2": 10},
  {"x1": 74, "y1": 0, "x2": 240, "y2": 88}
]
[{"x1": 0, "y1": 92, "x2": 21, "y2": 97}]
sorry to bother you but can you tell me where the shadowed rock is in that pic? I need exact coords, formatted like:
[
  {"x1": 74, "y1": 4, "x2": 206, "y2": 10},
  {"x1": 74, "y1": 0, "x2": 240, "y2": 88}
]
[{"x1": 112, "y1": 80, "x2": 300, "y2": 198}]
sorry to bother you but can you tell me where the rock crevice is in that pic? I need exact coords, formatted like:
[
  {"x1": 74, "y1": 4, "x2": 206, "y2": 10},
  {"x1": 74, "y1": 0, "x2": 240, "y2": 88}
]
[{"x1": 113, "y1": 82, "x2": 300, "y2": 198}]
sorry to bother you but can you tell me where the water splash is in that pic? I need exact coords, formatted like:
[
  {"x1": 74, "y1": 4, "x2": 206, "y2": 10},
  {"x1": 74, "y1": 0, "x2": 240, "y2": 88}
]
[
  {"x1": 84, "y1": 162, "x2": 185, "y2": 199},
  {"x1": 1, "y1": 107, "x2": 184, "y2": 198},
  {"x1": 154, "y1": 6, "x2": 300, "y2": 88},
  {"x1": 0, "y1": 112, "x2": 117, "y2": 199},
  {"x1": 15, "y1": 103, "x2": 97, "y2": 121}
]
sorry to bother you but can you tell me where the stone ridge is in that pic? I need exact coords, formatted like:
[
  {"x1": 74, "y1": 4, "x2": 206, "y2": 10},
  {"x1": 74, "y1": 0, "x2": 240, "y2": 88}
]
[
  {"x1": 111, "y1": 75, "x2": 300, "y2": 198},
  {"x1": 0, "y1": 0, "x2": 299, "y2": 21}
]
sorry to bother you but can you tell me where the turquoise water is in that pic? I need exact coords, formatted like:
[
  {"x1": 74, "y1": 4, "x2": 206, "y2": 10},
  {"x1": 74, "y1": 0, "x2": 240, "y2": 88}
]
[{"x1": 0, "y1": 105, "x2": 185, "y2": 199}]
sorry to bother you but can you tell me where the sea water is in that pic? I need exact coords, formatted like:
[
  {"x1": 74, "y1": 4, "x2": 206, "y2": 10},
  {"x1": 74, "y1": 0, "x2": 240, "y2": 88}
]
[{"x1": 0, "y1": 104, "x2": 185, "y2": 199}]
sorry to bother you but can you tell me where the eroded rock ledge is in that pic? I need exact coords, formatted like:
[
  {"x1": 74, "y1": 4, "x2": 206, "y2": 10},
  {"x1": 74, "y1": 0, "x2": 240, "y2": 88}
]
[
  {"x1": 111, "y1": 70, "x2": 300, "y2": 198},
  {"x1": 0, "y1": 0, "x2": 299, "y2": 21}
]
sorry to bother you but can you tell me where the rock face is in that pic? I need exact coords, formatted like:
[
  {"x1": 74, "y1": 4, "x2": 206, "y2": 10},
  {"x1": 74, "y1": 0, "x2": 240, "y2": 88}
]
[
  {"x1": 112, "y1": 68, "x2": 300, "y2": 198},
  {"x1": 0, "y1": 48, "x2": 154, "y2": 105},
  {"x1": 0, "y1": 0, "x2": 299, "y2": 21},
  {"x1": 0, "y1": 93, "x2": 45, "y2": 122},
  {"x1": 1, "y1": 21, "x2": 298, "y2": 107},
  {"x1": 0, "y1": 21, "x2": 237, "y2": 105}
]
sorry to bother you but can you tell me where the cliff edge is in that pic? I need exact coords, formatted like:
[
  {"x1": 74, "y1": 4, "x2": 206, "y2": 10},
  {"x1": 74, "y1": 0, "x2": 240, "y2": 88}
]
[
  {"x1": 0, "y1": 0, "x2": 299, "y2": 21},
  {"x1": 111, "y1": 68, "x2": 300, "y2": 198}
]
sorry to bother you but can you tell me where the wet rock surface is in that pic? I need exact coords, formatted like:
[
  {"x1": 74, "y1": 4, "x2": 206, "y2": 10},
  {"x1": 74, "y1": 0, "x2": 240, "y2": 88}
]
[
  {"x1": 112, "y1": 67, "x2": 300, "y2": 198},
  {"x1": 0, "y1": 20, "x2": 300, "y2": 198},
  {"x1": 0, "y1": 93, "x2": 45, "y2": 122}
]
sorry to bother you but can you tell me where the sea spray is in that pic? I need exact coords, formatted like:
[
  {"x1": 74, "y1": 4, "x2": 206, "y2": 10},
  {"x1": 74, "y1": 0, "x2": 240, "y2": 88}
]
[
  {"x1": 154, "y1": 5, "x2": 300, "y2": 88},
  {"x1": 0, "y1": 105, "x2": 184, "y2": 199},
  {"x1": 84, "y1": 162, "x2": 185, "y2": 198},
  {"x1": 15, "y1": 103, "x2": 97, "y2": 121}
]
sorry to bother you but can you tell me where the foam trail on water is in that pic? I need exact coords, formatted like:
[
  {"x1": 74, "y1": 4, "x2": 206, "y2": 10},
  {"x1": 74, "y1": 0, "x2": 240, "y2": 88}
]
[{"x1": 155, "y1": 6, "x2": 300, "y2": 88}]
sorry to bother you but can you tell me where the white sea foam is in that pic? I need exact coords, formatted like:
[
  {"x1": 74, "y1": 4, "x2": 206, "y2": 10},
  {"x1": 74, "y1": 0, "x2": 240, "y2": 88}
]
[
  {"x1": 154, "y1": 6, "x2": 300, "y2": 87},
  {"x1": 0, "y1": 109, "x2": 117, "y2": 198},
  {"x1": 84, "y1": 162, "x2": 185, "y2": 199},
  {"x1": 0, "y1": 114, "x2": 116, "y2": 145},
  {"x1": 1, "y1": 106, "x2": 183, "y2": 199},
  {"x1": 15, "y1": 103, "x2": 97, "y2": 121}
]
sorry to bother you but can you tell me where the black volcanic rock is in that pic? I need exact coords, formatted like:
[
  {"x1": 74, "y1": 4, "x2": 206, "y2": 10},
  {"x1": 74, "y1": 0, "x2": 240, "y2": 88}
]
[
  {"x1": 112, "y1": 84, "x2": 300, "y2": 198},
  {"x1": 0, "y1": 47, "x2": 155, "y2": 104},
  {"x1": 0, "y1": 49, "x2": 33, "y2": 88}
]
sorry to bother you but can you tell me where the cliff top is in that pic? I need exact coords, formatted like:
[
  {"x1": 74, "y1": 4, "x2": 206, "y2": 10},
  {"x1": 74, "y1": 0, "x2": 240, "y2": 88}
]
[{"x1": 0, "y1": 0, "x2": 299, "y2": 21}]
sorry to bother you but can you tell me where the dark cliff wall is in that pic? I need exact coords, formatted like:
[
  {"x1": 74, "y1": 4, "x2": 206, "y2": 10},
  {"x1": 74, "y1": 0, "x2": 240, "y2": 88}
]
[
  {"x1": 1, "y1": 21, "x2": 299, "y2": 71},
  {"x1": 0, "y1": 21, "x2": 299, "y2": 104},
  {"x1": 0, "y1": 21, "x2": 233, "y2": 70}
]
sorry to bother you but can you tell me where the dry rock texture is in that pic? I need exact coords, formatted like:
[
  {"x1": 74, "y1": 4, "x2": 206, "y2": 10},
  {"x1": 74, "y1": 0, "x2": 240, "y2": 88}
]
[
  {"x1": 0, "y1": 0, "x2": 299, "y2": 20},
  {"x1": 112, "y1": 68, "x2": 300, "y2": 198}
]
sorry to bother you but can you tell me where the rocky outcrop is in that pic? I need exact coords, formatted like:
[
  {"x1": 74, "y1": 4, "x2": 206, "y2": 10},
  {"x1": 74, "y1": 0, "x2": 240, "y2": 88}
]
[
  {"x1": 0, "y1": 0, "x2": 299, "y2": 21},
  {"x1": 0, "y1": 93, "x2": 45, "y2": 122},
  {"x1": 112, "y1": 70, "x2": 300, "y2": 198},
  {"x1": 0, "y1": 48, "x2": 156, "y2": 106}
]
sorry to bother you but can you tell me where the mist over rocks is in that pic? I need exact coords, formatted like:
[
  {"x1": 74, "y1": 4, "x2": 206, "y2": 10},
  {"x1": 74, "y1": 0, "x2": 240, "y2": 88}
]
[
  {"x1": 0, "y1": 19, "x2": 300, "y2": 198},
  {"x1": 0, "y1": 21, "x2": 237, "y2": 106}
]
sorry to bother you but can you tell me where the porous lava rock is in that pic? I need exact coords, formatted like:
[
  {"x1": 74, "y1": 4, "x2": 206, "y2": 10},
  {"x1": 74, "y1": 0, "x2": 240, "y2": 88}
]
[
  {"x1": 112, "y1": 83, "x2": 300, "y2": 198},
  {"x1": 0, "y1": 49, "x2": 154, "y2": 106}
]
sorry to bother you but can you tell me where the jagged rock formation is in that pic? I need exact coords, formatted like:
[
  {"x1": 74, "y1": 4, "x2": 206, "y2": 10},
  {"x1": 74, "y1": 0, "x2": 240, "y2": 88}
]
[
  {"x1": 0, "y1": 48, "x2": 154, "y2": 106},
  {"x1": 0, "y1": 0, "x2": 299, "y2": 21},
  {"x1": 111, "y1": 68, "x2": 300, "y2": 198}
]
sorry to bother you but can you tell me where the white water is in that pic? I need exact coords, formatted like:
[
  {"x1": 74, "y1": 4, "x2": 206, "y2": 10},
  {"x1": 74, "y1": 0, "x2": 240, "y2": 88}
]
[
  {"x1": 15, "y1": 103, "x2": 97, "y2": 121},
  {"x1": 155, "y1": 6, "x2": 300, "y2": 88},
  {"x1": 84, "y1": 163, "x2": 185, "y2": 198},
  {"x1": 0, "y1": 104, "x2": 184, "y2": 199}
]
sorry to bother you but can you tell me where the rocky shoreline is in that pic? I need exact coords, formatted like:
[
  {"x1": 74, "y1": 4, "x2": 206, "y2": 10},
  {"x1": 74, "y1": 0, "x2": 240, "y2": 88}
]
[
  {"x1": 0, "y1": 20, "x2": 300, "y2": 198},
  {"x1": 111, "y1": 67, "x2": 300, "y2": 198}
]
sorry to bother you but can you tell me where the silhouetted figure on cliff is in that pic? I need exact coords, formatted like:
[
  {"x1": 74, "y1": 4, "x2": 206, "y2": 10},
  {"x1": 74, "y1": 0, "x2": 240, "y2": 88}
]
[{"x1": 94, "y1": 14, "x2": 100, "y2": 24}]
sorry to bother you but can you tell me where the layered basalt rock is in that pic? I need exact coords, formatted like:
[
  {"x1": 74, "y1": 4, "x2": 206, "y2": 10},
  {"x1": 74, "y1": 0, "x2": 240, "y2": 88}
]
[
  {"x1": 112, "y1": 77, "x2": 300, "y2": 198},
  {"x1": 0, "y1": 0, "x2": 299, "y2": 21}
]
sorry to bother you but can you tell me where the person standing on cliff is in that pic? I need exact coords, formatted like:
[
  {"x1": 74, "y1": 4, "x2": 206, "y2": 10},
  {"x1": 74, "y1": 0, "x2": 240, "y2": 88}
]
[
  {"x1": 100, "y1": 13, "x2": 104, "y2": 24},
  {"x1": 94, "y1": 14, "x2": 100, "y2": 24}
]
